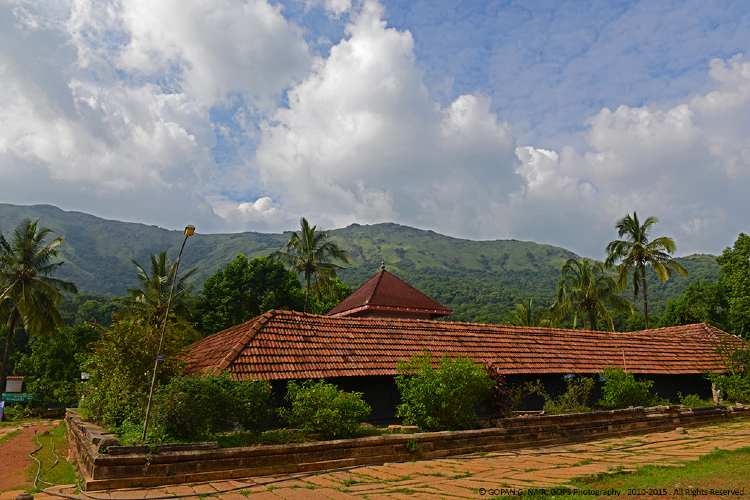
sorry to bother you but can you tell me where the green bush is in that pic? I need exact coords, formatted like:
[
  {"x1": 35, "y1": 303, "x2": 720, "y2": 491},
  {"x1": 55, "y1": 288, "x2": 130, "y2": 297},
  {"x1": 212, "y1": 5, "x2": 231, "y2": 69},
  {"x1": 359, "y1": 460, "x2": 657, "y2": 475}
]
[
  {"x1": 678, "y1": 392, "x2": 715, "y2": 408},
  {"x1": 598, "y1": 366, "x2": 658, "y2": 409},
  {"x1": 278, "y1": 380, "x2": 371, "y2": 439},
  {"x1": 541, "y1": 376, "x2": 595, "y2": 415},
  {"x1": 395, "y1": 349, "x2": 494, "y2": 431},
  {"x1": 147, "y1": 375, "x2": 273, "y2": 442},
  {"x1": 78, "y1": 321, "x2": 188, "y2": 427},
  {"x1": 705, "y1": 334, "x2": 750, "y2": 404}
]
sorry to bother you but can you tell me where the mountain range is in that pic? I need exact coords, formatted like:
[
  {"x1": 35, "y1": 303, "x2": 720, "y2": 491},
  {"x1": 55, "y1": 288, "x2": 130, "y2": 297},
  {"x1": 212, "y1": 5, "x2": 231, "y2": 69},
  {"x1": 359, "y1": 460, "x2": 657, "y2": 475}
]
[{"x1": 0, "y1": 203, "x2": 719, "y2": 323}]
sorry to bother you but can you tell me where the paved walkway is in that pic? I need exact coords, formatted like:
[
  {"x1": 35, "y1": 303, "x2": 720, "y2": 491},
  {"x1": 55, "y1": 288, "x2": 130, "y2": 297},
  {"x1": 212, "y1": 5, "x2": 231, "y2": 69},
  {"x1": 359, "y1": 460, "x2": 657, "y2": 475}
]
[{"x1": 5, "y1": 419, "x2": 750, "y2": 500}]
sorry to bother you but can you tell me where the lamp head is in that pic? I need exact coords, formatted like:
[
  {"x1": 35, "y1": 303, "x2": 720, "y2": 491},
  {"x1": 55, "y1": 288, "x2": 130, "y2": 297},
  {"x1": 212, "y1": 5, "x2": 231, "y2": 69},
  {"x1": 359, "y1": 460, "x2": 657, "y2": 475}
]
[{"x1": 184, "y1": 225, "x2": 195, "y2": 237}]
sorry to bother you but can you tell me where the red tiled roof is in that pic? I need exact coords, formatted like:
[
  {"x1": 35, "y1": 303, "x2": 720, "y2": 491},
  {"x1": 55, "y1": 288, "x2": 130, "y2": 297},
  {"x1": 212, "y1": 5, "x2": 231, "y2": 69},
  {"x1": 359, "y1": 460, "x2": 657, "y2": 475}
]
[
  {"x1": 6, "y1": 376, "x2": 23, "y2": 381},
  {"x1": 185, "y1": 310, "x2": 730, "y2": 380},
  {"x1": 326, "y1": 269, "x2": 452, "y2": 317}
]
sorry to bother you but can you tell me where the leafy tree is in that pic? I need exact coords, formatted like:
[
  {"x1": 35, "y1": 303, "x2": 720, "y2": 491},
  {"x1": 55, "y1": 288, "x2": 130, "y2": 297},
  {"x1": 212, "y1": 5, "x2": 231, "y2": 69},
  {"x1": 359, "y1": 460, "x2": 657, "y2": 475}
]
[
  {"x1": 657, "y1": 280, "x2": 728, "y2": 331},
  {"x1": 199, "y1": 255, "x2": 305, "y2": 334},
  {"x1": 270, "y1": 218, "x2": 349, "y2": 313},
  {"x1": 114, "y1": 251, "x2": 198, "y2": 330},
  {"x1": 16, "y1": 324, "x2": 100, "y2": 405},
  {"x1": 715, "y1": 233, "x2": 750, "y2": 336},
  {"x1": 504, "y1": 298, "x2": 555, "y2": 327},
  {"x1": 605, "y1": 212, "x2": 688, "y2": 329},
  {"x1": 552, "y1": 258, "x2": 632, "y2": 331},
  {"x1": 0, "y1": 218, "x2": 78, "y2": 395},
  {"x1": 58, "y1": 294, "x2": 123, "y2": 328},
  {"x1": 78, "y1": 321, "x2": 189, "y2": 426}
]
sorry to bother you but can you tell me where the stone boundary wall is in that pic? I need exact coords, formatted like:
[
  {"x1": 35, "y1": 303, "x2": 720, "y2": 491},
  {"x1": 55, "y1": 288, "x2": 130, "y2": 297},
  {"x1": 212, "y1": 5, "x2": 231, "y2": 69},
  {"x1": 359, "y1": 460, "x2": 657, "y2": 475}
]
[{"x1": 66, "y1": 405, "x2": 750, "y2": 491}]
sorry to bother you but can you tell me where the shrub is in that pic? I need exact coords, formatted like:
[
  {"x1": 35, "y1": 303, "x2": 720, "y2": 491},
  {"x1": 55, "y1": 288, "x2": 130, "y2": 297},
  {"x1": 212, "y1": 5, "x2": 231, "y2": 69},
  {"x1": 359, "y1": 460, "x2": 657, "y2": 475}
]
[
  {"x1": 277, "y1": 380, "x2": 371, "y2": 439},
  {"x1": 395, "y1": 349, "x2": 494, "y2": 431},
  {"x1": 146, "y1": 375, "x2": 273, "y2": 442},
  {"x1": 78, "y1": 321, "x2": 188, "y2": 427},
  {"x1": 705, "y1": 334, "x2": 750, "y2": 404},
  {"x1": 540, "y1": 376, "x2": 595, "y2": 415},
  {"x1": 678, "y1": 392, "x2": 714, "y2": 408},
  {"x1": 598, "y1": 366, "x2": 658, "y2": 409}
]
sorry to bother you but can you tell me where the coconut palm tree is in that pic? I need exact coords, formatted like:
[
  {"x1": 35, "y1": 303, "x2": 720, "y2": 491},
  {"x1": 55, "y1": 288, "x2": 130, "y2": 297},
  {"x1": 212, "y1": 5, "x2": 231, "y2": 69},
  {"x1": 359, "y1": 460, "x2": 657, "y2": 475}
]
[
  {"x1": 270, "y1": 218, "x2": 349, "y2": 313},
  {"x1": 505, "y1": 298, "x2": 556, "y2": 327},
  {"x1": 605, "y1": 212, "x2": 688, "y2": 329},
  {"x1": 0, "y1": 218, "x2": 78, "y2": 394},
  {"x1": 552, "y1": 258, "x2": 632, "y2": 331},
  {"x1": 114, "y1": 251, "x2": 198, "y2": 329}
]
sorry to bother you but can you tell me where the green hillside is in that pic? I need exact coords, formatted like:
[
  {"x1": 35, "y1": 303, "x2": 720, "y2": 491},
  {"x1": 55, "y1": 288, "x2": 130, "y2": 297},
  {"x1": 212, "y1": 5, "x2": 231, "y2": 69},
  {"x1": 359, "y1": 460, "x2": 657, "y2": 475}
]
[{"x1": 0, "y1": 204, "x2": 720, "y2": 323}]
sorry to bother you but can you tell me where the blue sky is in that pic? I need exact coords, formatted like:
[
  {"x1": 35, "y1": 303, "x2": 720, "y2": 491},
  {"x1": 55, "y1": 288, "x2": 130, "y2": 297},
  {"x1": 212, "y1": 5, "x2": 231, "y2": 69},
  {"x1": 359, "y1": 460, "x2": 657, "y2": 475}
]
[{"x1": 1, "y1": 0, "x2": 749, "y2": 258}]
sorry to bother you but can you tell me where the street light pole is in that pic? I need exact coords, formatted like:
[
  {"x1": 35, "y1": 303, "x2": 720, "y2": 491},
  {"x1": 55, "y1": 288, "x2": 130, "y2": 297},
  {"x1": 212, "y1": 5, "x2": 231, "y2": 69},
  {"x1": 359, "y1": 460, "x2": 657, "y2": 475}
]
[{"x1": 141, "y1": 225, "x2": 195, "y2": 442}]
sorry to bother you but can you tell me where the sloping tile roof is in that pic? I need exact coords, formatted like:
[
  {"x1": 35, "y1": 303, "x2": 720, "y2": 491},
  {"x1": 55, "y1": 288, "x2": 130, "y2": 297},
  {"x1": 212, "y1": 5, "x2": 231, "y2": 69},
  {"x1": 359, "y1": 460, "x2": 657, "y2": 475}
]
[
  {"x1": 185, "y1": 310, "x2": 730, "y2": 380},
  {"x1": 326, "y1": 269, "x2": 452, "y2": 317}
]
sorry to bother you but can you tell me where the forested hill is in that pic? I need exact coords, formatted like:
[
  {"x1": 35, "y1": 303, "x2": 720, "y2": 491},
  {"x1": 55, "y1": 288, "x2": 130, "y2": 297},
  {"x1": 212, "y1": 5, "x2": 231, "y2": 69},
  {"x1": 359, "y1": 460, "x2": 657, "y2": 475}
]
[{"x1": 0, "y1": 203, "x2": 720, "y2": 323}]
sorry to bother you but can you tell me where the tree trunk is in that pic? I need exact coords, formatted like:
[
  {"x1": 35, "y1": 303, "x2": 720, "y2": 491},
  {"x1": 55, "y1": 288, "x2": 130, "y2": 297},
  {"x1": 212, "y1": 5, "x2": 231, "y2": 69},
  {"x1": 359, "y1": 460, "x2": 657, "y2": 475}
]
[
  {"x1": 0, "y1": 309, "x2": 19, "y2": 402},
  {"x1": 304, "y1": 279, "x2": 310, "y2": 313},
  {"x1": 641, "y1": 265, "x2": 649, "y2": 329},
  {"x1": 589, "y1": 309, "x2": 597, "y2": 331}
]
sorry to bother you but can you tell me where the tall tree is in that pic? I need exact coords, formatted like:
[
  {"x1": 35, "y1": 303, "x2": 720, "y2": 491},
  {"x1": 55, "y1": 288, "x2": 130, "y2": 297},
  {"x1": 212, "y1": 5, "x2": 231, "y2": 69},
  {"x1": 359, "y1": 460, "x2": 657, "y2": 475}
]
[
  {"x1": 114, "y1": 251, "x2": 198, "y2": 329},
  {"x1": 0, "y1": 218, "x2": 78, "y2": 394},
  {"x1": 715, "y1": 233, "x2": 750, "y2": 336},
  {"x1": 200, "y1": 255, "x2": 305, "y2": 334},
  {"x1": 553, "y1": 258, "x2": 632, "y2": 331},
  {"x1": 270, "y1": 218, "x2": 350, "y2": 313},
  {"x1": 605, "y1": 212, "x2": 688, "y2": 329}
]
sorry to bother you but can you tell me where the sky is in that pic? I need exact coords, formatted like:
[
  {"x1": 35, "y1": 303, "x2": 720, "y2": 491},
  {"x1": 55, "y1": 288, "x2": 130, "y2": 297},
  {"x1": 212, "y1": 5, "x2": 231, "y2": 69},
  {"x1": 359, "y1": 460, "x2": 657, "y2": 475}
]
[{"x1": 1, "y1": 0, "x2": 749, "y2": 259}]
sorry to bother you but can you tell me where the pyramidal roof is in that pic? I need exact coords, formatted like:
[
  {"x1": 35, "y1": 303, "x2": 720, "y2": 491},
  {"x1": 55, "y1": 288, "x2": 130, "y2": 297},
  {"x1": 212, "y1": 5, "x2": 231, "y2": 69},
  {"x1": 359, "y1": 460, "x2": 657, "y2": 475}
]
[{"x1": 326, "y1": 266, "x2": 452, "y2": 318}]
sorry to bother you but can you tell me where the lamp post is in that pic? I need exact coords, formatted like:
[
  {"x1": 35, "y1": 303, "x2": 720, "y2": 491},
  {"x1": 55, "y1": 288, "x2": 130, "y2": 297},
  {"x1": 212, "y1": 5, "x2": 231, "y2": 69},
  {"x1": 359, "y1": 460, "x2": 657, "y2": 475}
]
[{"x1": 141, "y1": 225, "x2": 195, "y2": 442}]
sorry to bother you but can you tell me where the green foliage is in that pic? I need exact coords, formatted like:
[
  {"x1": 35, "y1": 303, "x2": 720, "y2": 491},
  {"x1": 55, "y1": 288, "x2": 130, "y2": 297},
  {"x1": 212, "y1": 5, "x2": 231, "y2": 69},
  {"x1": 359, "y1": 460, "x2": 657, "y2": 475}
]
[
  {"x1": 144, "y1": 375, "x2": 274, "y2": 442},
  {"x1": 270, "y1": 218, "x2": 350, "y2": 313},
  {"x1": 677, "y1": 392, "x2": 714, "y2": 408},
  {"x1": 395, "y1": 349, "x2": 494, "y2": 431},
  {"x1": 200, "y1": 255, "x2": 305, "y2": 334},
  {"x1": 704, "y1": 333, "x2": 750, "y2": 403},
  {"x1": 657, "y1": 280, "x2": 728, "y2": 331},
  {"x1": 78, "y1": 321, "x2": 189, "y2": 427},
  {"x1": 598, "y1": 366, "x2": 658, "y2": 409},
  {"x1": 504, "y1": 298, "x2": 555, "y2": 327},
  {"x1": 15, "y1": 324, "x2": 100, "y2": 405},
  {"x1": 113, "y1": 251, "x2": 199, "y2": 333},
  {"x1": 552, "y1": 258, "x2": 632, "y2": 331},
  {"x1": 0, "y1": 217, "x2": 78, "y2": 398},
  {"x1": 278, "y1": 379, "x2": 371, "y2": 439},
  {"x1": 58, "y1": 293, "x2": 123, "y2": 328},
  {"x1": 715, "y1": 233, "x2": 750, "y2": 336},
  {"x1": 540, "y1": 376, "x2": 595, "y2": 415}
]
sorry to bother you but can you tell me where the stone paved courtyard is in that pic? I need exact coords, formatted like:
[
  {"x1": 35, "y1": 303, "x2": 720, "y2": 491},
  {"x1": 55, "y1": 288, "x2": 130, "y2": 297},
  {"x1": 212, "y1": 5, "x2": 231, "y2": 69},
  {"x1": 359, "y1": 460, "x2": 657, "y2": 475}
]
[{"x1": 4, "y1": 419, "x2": 750, "y2": 500}]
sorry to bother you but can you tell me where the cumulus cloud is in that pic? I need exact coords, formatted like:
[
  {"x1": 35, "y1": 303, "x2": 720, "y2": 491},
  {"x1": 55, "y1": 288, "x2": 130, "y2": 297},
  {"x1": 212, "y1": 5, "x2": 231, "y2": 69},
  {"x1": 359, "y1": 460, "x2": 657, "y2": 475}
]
[
  {"x1": 0, "y1": 0, "x2": 311, "y2": 233},
  {"x1": 248, "y1": 1, "x2": 518, "y2": 238},
  {"x1": 506, "y1": 54, "x2": 750, "y2": 257}
]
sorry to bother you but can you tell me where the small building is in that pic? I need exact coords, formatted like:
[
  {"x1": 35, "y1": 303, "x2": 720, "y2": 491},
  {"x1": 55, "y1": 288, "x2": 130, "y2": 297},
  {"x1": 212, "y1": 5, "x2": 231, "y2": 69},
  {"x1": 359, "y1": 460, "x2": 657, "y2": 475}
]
[{"x1": 186, "y1": 308, "x2": 726, "y2": 421}]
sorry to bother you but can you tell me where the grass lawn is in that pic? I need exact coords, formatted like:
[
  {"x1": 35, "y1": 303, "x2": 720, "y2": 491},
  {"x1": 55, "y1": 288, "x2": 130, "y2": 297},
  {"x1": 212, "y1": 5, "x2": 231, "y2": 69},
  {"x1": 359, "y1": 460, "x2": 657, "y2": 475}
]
[
  {"x1": 492, "y1": 447, "x2": 750, "y2": 499},
  {"x1": 26, "y1": 424, "x2": 79, "y2": 493}
]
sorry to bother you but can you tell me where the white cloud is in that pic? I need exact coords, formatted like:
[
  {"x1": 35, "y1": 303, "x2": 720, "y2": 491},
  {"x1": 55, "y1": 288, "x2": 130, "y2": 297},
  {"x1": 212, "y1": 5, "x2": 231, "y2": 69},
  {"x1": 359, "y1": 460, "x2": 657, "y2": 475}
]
[
  {"x1": 249, "y1": 1, "x2": 518, "y2": 238},
  {"x1": 505, "y1": 54, "x2": 750, "y2": 257}
]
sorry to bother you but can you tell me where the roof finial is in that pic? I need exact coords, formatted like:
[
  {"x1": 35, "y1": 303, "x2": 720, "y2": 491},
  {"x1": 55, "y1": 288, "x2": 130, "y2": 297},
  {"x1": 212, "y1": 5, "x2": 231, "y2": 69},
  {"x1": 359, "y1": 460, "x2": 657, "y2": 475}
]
[{"x1": 381, "y1": 259, "x2": 385, "y2": 271}]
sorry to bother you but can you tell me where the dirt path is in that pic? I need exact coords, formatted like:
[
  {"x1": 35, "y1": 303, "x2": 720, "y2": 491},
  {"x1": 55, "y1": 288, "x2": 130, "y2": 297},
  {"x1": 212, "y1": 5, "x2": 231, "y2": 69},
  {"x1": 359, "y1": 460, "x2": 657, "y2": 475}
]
[{"x1": 0, "y1": 422, "x2": 57, "y2": 492}]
